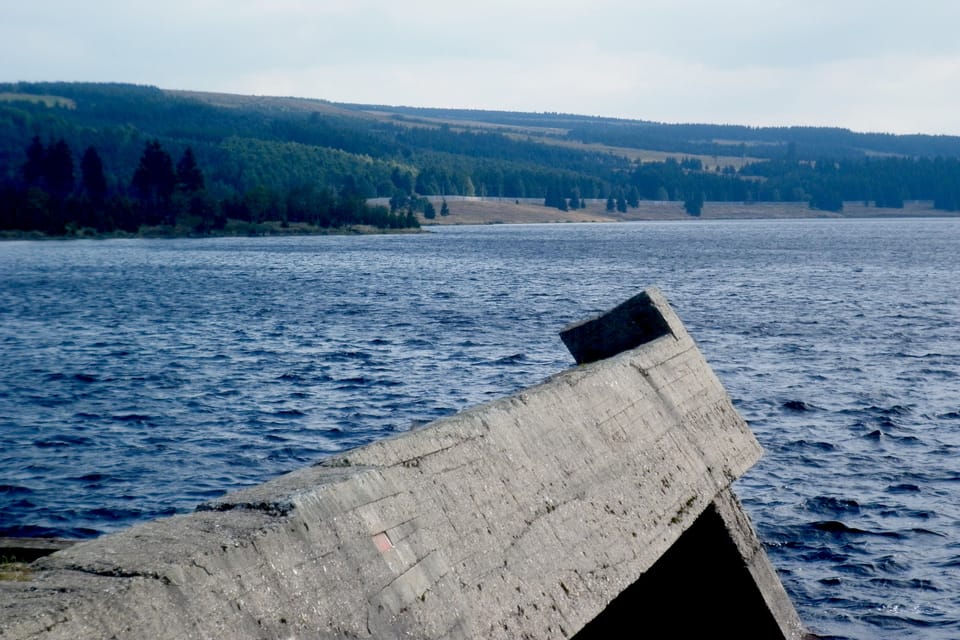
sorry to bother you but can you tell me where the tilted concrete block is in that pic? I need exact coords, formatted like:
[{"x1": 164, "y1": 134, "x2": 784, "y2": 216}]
[{"x1": 0, "y1": 287, "x2": 807, "y2": 639}]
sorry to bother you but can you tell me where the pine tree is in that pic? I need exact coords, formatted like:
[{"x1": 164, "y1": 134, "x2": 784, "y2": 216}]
[
  {"x1": 131, "y1": 140, "x2": 176, "y2": 226},
  {"x1": 22, "y1": 136, "x2": 46, "y2": 188},
  {"x1": 684, "y1": 192, "x2": 704, "y2": 216},
  {"x1": 80, "y1": 146, "x2": 108, "y2": 201},
  {"x1": 616, "y1": 192, "x2": 627, "y2": 213},
  {"x1": 45, "y1": 139, "x2": 75, "y2": 198},
  {"x1": 176, "y1": 147, "x2": 204, "y2": 193},
  {"x1": 131, "y1": 140, "x2": 176, "y2": 204}
]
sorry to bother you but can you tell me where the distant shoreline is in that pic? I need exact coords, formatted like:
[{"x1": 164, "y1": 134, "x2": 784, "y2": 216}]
[
  {"x1": 391, "y1": 197, "x2": 959, "y2": 226},
  {"x1": 0, "y1": 221, "x2": 425, "y2": 241},
  {"x1": 5, "y1": 201, "x2": 954, "y2": 240}
]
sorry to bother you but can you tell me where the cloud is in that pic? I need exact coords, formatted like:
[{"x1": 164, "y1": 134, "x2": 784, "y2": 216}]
[{"x1": 2, "y1": 0, "x2": 960, "y2": 134}]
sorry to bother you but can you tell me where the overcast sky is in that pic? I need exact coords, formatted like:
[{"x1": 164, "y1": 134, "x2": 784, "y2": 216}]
[{"x1": 3, "y1": 1, "x2": 960, "y2": 135}]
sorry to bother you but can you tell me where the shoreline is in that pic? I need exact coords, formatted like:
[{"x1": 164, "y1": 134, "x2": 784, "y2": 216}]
[
  {"x1": 5, "y1": 201, "x2": 956, "y2": 240},
  {"x1": 0, "y1": 221, "x2": 426, "y2": 241},
  {"x1": 401, "y1": 197, "x2": 958, "y2": 225}
]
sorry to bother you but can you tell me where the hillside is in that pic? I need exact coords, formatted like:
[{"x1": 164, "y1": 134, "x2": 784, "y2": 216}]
[
  {"x1": 2, "y1": 82, "x2": 960, "y2": 236},
  {"x1": 331, "y1": 102, "x2": 960, "y2": 159}
]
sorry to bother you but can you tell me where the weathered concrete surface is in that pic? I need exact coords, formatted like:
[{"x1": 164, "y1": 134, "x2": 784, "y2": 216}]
[{"x1": 0, "y1": 287, "x2": 806, "y2": 639}]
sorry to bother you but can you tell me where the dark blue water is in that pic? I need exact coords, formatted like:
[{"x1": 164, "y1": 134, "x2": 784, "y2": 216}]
[{"x1": 1, "y1": 219, "x2": 958, "y2": 639}]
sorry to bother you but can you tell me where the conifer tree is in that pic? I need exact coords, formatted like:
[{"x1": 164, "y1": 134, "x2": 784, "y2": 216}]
[
  {"x1": 45, "y1": 139, "x2": 75, "y2": 198},
  {"x1": 684, "y1": 191, "x2": 704, "y2": 216},
  {"x1": 80, "y1": 146, "x2": 108, "y2": 201},
  {"x1": 131, "y1": 140, "x2": 176, "y2": 204},
  {"x1": 22, "y1": 136, "x2": 46, "y2": 188},
  {"x1": 176, "y1": 147, "x2": 204, "y2": 193}
]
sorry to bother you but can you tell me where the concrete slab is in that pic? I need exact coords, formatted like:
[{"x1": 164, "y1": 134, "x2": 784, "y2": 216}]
[{"x1": 0, "y1": 287, "x2": 806, "y2": 639}]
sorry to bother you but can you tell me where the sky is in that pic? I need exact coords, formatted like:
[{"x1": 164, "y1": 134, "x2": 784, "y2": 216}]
[{"x1": 3, "y1": 1, "x2": 960, "y2": 135}]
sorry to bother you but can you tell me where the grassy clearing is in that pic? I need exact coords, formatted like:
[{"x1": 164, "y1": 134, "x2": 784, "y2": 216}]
[
  {"x1": 417, "y1": 198, "x2": 950, "y2": 226},
  {"x1": 364, "y1": 107, "x2": 758, "y2": 169},
  {"x1": 0, "y1": 92, "x2": 76, "y2": 109},
  {"x1": 179, "y1": 91, "x2": 758, "y2": 170},
  {"x1": 417, "y1": 198, "x2": 619, "y2": 225},
  {"x1": 503, "y1": 132, "x2": 759, "y2": 169},
  {"x1": 165, "y1": 89, "x2": 345, "y2": 116}
]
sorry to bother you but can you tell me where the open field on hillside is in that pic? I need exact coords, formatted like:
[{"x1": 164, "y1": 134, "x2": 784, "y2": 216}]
[
  {"x1": 408, "y1": 198, "x2": 951, "y2": 225},
  {"x1": 0, "y1": 92, "x2": 76, "y2": 109},
  {"x1": 167, "y1": 89, "x2": 349, "y2": 116},
  {"x1": 171, "y1": 90, "x2": 757, "y2": 170},
  {"x1": 356, "y1": 104, "x2": 758, "y2": 169},
  {"x1": 505, "y1": 134, "x2": 758, "y2": 170}
]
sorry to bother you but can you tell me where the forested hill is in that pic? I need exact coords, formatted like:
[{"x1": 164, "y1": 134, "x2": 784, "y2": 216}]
[
  {"x1": 337, "y1": 103, "x2": 960, "y2": 160},
  {"x1": 2, "y1": 82, "x2": 960, "y2": 236}
]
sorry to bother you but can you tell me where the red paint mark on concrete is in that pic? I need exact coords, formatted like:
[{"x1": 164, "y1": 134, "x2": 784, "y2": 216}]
[{"x1": 372, "y1": 532, "x2": 393, "y2": 553}]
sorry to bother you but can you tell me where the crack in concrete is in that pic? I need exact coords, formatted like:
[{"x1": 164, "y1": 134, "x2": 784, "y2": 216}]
[
  {"x1": 195, "y1": 500, "x2": 294, "y2": 517},
  {"x1": 379, "y1": 549, "x2": 440, "y2": 592},
  {"x1": 190, "y1": 560, "x2": 214, "y2": 577},
  {"x1": 53, "y1": 564, "x2": 171, "y2": 585},
  {"x1": 389, "y1": 433, "x2": 486, "y2": 469}
]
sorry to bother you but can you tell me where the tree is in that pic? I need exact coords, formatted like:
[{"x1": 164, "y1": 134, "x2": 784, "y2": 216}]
[
  {"x1": 606, "y1": 195, "x2": 615, "y2": 212},
  {"x1": 389, "y1": 191, "x2": 409, "y2": 212},
  {"x1": 176, "y1": 147, "x2": 204, "y2": 193},
  {"x1": 809, "y1": 188, "x2": 843, "y2": 212},
  {"x1": 131, "y1": 140, "x2": 177, "y2": 226},
  {"x1": 187, "y1": 192, "x2": 218, "y2": 232},
  {"x1": 423, "y1": 200, "x2": 436, "y2": 219},
  {"x1": 22, "y1": 136, "x2": 46, "y2": 188},
  {"x1": 390, "y1": 167, "x2": 414, "y2": 194},
  {"x1": 440, "y1": 199, "x2": 450, "y2": 216},
  {"x1": 544, "y1": 182, "x2": 560, "y2": 208},
  {"x1": 684, "y1": 191, "x2": 704, "y2": 216},
  {"x1": 545, "y1": 180, "x2": 567, "y2": 210},
  {"x1": 80, "y1": 146, "x2": 108, "y2": 201},
  {"x1": 404, "y1": 209, "x2": 418, "y2": 228},
  {"x1": 44, "y1": 139, "x2": 75, "y2": 198},
  {"x1": 20, "y1": 137, "x2": 73, "y2": 198},
  {"x1": 131, "y1": 140, "x2": 176, "y2": 205}
]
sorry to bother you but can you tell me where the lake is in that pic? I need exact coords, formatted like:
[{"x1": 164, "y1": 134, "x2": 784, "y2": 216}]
[{"x1": 1, "y1": 218, "x2": 958, "y2": 639}]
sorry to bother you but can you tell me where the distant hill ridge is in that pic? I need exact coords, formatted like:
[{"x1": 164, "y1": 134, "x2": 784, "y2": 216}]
[{"x1": 2, "y1": 82, "x2": 960, "y2": 237}]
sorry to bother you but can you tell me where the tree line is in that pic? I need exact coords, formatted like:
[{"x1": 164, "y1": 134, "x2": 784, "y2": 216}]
[
  {"x1": 534, "y1": 154, "x2": 960, "y2": 215},
  {"x1": 0, "y1": 136, "x2": 418, "y2": 235},
  {"x1": 3, "y1": 82, "x2": 960, "y2": 231}
]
